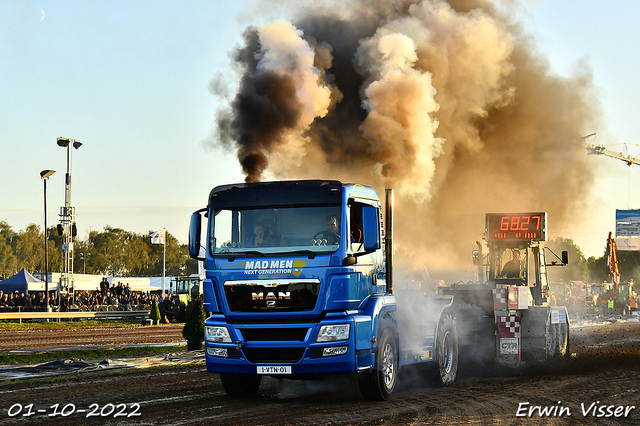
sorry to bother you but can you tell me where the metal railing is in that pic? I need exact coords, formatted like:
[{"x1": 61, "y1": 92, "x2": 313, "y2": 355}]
[{"x1": 0, "y1": 310, "x2": 149, "y2": 322}]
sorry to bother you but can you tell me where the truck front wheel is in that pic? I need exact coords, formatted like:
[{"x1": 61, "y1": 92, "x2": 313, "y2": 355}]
[
  {"x1": 430, "y1": 314, "x2": 458, "y2": 386},
  {"x1": 358, "y1": 327, "x2": 398, "y2": 401},
  {"x1": 220, "y1": 374, "x2": 262, "y2": 398}
]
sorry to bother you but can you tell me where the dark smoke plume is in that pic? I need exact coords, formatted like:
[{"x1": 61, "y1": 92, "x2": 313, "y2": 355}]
[{"x1": 211, "y1": 0, "x2": 601, "y2": 269}]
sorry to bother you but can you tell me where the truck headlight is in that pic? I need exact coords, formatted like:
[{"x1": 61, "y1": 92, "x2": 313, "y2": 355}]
[
  {"x1": 316, "y1": 324, "x2": 350, "y2": 342},
  {"x1": 205, "y1": 326, "x2": 232, "y2": 343}
]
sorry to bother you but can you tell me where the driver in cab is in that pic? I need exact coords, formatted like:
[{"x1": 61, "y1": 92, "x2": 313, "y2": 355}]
[
  {"x1": 501, "y1": 249, "x2": 522, "y2": 278},
  {"x1": 318, "y1": 214, "x2": 340, "y2": 245}
]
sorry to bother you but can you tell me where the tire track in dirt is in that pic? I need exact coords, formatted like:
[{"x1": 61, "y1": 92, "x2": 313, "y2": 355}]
[{"x1": 0, "y1": 325, "x2": 184, "y2": 350}]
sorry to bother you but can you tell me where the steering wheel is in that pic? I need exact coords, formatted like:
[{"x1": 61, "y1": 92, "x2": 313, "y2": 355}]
[{"x1": 312, "y1": 231, "x2": 340, "y2": 244}]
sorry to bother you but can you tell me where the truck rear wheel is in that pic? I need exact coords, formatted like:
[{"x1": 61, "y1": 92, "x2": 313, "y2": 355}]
[
  {"x1": 220, "y1": 374, "x2": 262, "y2": 398},
  {"x1": 430, "y1": 314, "x2": 458, "y2": 387},
  {"x1": 358, "y1": 327, "x2": 398, "y2": 401}
]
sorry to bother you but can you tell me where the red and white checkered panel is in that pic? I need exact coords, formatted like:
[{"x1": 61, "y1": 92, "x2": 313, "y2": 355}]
[
  {"x1": 493, "y1": 288, "x2": 508, "y2": 310},
  {"x1": 496, "y1": 314, "x2": 521, "y2": 363},
  {"x1": 497, "y1": 315, "x2": 520, "y2": 338}
]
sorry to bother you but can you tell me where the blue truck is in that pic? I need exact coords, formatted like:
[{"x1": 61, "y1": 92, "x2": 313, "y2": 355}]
[{"x1": 188, "y1": 180, "x2": 570, "y2": 400}]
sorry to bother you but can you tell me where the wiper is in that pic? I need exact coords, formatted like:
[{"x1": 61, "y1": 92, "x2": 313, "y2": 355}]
[
  {"x1": 286, "y1": 250, "x2": 317, "y2": 259},
  {"x1": 238, "y1": 251, "x2": 266, "y2": 257},
  {"x1": 214, "y1": 251, "x2": 266, "y2": 261}
]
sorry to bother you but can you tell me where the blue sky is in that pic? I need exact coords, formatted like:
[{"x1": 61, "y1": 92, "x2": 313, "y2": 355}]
[{"x1": 2, "y1": 0, "x2": 640, "y2": 259}]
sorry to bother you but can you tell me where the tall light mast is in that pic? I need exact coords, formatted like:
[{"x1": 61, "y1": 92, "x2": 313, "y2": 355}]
[{"x1": 57, "y1": 137, "x2": 82, "y2": 306}]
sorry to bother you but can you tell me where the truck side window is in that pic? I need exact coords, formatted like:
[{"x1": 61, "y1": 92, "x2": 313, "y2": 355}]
[{"x1": 349, "y1": 202, "x2": 364, "y2": 252}]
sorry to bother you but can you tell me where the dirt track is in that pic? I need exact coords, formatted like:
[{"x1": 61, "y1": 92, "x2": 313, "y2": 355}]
[
  {"x1": 0, "y1": 320, "x2": 639, "y2": 425},
  {"x1": 0, "y1": 324, "x2": 185, "y2": 351}
]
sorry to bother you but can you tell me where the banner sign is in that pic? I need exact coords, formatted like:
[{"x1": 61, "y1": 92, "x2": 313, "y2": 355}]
[
  {"x1": 616, "y1": 223, "x2": 640, "y2": 237},
  {"x1": 616, "y1": 209, "x2": 640, "y2": 222},
  {"x1": 616, "y1": 210, "x2": 640, "y2": 238},
  {"x1": 616, "y1": 237, "x2": 640, "y2": 251}
]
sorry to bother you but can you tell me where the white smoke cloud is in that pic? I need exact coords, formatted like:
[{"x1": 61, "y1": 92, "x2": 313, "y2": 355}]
[{"x1": 356, "y1": 30, "x2": 443, "y2": 201}]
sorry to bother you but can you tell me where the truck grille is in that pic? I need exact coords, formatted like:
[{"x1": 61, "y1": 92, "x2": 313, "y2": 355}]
[
  {"x1": 224, "y1": 279, "x2": 320, "y2": 312},
  {"x1": 241, "y1": 328, "x2": 309, "y2": 342},
  {"x1": 243, "y1": 347, "x2": 306, "y2": 363}
]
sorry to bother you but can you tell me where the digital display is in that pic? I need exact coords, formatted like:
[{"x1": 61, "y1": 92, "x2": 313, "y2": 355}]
[{"x1": 485, "y1": 212, "x2": 546, "y2": 241}]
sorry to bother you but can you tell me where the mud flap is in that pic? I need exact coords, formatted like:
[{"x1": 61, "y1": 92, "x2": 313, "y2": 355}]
[{"x1": 495, "y1": 311, "x2": 521, "y2": 366}]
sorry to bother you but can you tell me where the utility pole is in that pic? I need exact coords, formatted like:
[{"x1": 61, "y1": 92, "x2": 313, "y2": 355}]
[{"x1": 40, "y1": 169, "x2": 55, "y2": 311}]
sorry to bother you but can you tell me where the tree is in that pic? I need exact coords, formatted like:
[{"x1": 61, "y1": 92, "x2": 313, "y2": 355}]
[
  {"x1": 182, "y1": 295, "x2": 206, "y2": 346},
  {"x1": 585, "y1": 242, "x2": 640, "y2": 285},
  {"x1": 123, "y1": 235, "x2": 151, "y2": 276},
  {"x1": 612, "y1": 251, "x2": 640, "y2": 284},
  {"x1": 89, "y1": 226, "x2": 129, "y2": 275},
  {"x1": 46, "y1": 226, "x2": 61, "y2": 273},
  {"x1": 586, "y1": 256, "x2": 607, "y2": 283},
  {"x1": 183, "y1": 255, "x2": 200, "y2": 276},
  {"x1": 0, "y1": 221, "x2": 17, "y2": 279},
  {"x1": 149, "y1": 298, "x2": 161, "y2": 325},
  {"x1": 0, "y1": 220, "x2": 197, "y2": 280},
  {"x1": 15, "y1": 224, "x2": 44, "y2": 273},
  {"x1": 547, "y1": 237, "x2": 588, "y2": 283},
  {"x1": 0, "y1": 238, "x2": 17, "y2": 280}
]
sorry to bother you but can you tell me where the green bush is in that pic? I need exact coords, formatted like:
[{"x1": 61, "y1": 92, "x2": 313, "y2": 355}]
[
  {"x1": 149, "y1": 298, "x2": 161, "y2": 323},
  {"x1": 182, "y1": 296, "x2": 206, "y2": 343}
]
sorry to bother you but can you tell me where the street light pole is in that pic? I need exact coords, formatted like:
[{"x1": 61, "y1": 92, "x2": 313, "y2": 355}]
[
  {"x1": 79, "y1": 252, "x2": 90, "y2": 274},
  {"x1": 57, "y1": 137, "x2": 82, "y2": 308},
  {"x1": 40, "y1": 170, "x2": 55, "y2": 312}
]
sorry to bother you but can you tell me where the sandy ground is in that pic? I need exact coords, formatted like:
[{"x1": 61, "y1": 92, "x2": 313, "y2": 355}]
[
  {"x1": 0, "y1": 324, "x2": 184, "y2": 352},
  {"x1": 0, "y1": 319, "x2": 639, "y2": 425}
]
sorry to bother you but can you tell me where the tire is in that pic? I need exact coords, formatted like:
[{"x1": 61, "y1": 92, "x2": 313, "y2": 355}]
[
  {"x1": 430, "y1": 314, "x2": 458, "y2": 387},
  {"x1": 220, "y1": 374, "x2": 262, "y2": 398},
  {"x1": 358, "y1": 327, "x2": 398, "y2": 401},
  {"x1": 554, "y1": 322, "x2": 569, "y2": 358},
  {"x1": 547, "y1": 320, "x2": 557, "y2": 358}
]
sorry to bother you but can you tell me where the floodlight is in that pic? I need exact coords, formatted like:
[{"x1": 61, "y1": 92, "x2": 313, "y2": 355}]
[{"x1": 40, "y1": 170, "x2": 56, "y2": 179}]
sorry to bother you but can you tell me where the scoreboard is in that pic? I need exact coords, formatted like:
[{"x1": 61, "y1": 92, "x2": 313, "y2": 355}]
[{"x1": 485, "y1": 212, "x2": 547, "y2": 242}]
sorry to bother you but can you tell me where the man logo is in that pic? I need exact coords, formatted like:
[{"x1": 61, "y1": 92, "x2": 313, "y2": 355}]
[
  {"x1": 252, "y1": 291, "x2": 290, "y2": 309},
  {"x1": 252, "y1": 291, "x2": 290, "y2": 300}
]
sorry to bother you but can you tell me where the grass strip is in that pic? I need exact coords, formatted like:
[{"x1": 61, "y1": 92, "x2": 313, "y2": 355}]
[
  {"x1": 0, "y1": 345, "x2": 186, "y2": 366},
  {"x1": 0, "y1": 319, "x2": 152, "y2": 331}
]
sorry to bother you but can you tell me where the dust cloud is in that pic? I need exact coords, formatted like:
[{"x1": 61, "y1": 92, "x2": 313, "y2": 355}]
[{"x1": 210, "y1": 0, "x2": 601, "y2": 274}]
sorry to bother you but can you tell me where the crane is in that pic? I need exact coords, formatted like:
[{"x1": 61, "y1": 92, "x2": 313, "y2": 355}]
[
  {"x1": 583, "y1": 133, "x2": 635, "y2": 314},
  {"x1": 606, "y1": 231, "x2": 620, "y2": 297},
  {"x1": 582, "y1": 133, "x2": 640, "y2": 166}
]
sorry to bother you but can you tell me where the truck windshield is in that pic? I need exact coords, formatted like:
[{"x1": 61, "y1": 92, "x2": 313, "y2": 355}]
[{"x1": 210, "y1": 206, "x2": 342, "y2": 256}]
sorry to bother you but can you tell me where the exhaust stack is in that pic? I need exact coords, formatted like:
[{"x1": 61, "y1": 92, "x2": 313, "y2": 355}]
[{"x1": 385, "y1": 189, "x2": 394, "y2": 295}]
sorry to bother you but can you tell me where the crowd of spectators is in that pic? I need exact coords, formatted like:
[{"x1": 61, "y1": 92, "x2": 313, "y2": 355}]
[{"x1": 0, "y1": 280, "x2": 156, "y2": 312}]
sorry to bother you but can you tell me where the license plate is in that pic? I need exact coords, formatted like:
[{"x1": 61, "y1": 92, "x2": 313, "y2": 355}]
[
  {"x1": 499, "y1": 338, "x2": 519, "y2": 354},
  {"x1": 256, "y1": 365, "x2": 292, "y2": 374}
]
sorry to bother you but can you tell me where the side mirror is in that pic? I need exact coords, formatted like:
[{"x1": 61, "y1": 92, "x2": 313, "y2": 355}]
[
  {"x1": 562, "y1": 250, "x2": 569, "y2": 265},
  {"x1": 189, "y1": 210, "x2": 205, "y2": 260},
  {"x1": 472, "y1": 250, "x2": 480, "y2": 266},
  {"x1": 362, "y1": 205, "x2": 381, "y2": 251}
]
